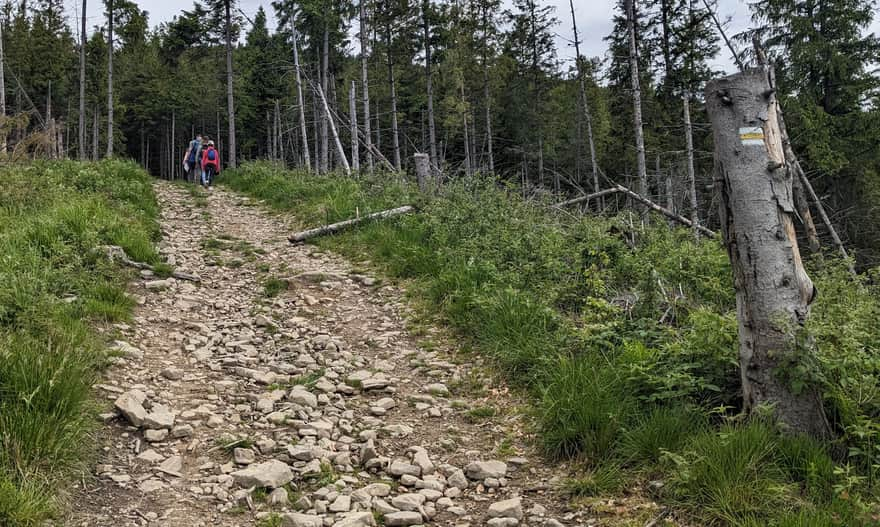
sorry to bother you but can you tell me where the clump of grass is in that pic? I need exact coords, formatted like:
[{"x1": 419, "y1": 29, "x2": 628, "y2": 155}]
[
  {"x1": 565, "y1": 463, "x2": 626, "y2": 497},
  {"x1": 262, "y1": 277, "x2": 289, "y2": 298},
  {"x1": 465, "y1": 405, "x2": 497, "y2": 422},
  {"x1": 151, "y1": 262, "x2": 174, "y2": 278},
  {"x1": 0, "y1": 159, "x2": 159, "y2": 525},
  {"x1": 537, "y1": 357, "x2": 634, "y2": 461}
]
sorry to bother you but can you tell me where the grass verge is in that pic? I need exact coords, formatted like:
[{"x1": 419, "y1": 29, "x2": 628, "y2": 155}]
[{"x1": 0, "y1": 159, "x2": 160, "y2": 525}]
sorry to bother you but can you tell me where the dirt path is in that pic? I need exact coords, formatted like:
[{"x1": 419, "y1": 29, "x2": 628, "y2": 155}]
[{"x1": 66, "y1": 182, "x2": 646, "y2": 527}]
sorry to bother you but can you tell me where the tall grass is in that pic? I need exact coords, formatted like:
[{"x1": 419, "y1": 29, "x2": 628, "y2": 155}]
[
  {"x1": 220, "y1": 162, "x2": 880, "y2": 524},
  {"x1": 0, "y1": 159, "x2": 159, "y2": 525}
]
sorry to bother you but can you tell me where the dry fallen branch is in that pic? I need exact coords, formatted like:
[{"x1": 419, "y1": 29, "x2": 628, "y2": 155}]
[
  {"x1": 289, "y1": 205, "x2": 415, "y2": 243},
  {"x1": 100, "y1": 245, "x2": 201, "y2": 283},
  {"x1": 555, "y1": 185, "x2": 717, "y2": 237}
]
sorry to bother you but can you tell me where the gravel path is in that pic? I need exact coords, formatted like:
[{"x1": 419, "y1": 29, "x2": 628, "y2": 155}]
[{"x1": 65, "y1": 182, "x2": 620, "y2": 527}]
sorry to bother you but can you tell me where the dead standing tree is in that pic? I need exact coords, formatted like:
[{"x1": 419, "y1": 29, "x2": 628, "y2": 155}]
[{"x1": 705, "y1": 67, "x2": 829, "y2": 438}]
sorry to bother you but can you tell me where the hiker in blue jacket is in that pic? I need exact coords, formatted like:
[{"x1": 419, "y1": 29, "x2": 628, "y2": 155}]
[{"x1": 183, "y1": 134, "x2": 203, "y2": 184}]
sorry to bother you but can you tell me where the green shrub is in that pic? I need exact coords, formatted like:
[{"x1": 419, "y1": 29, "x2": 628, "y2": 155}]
[{"x1": 620, "y1": 405, "x2": 708, "y2": 466}]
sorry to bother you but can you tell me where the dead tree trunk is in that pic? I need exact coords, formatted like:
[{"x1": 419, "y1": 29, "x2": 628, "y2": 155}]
[
  {"x1": 414, "y1": 152, "x2": 429, "y2": 191},
  {"x1": 92, "y1": 105, "x2": 99, "y2": 160},
  {"x1": 386, "y1": 26, "x2": 401, "y2": 171},
  {"x1": 292, "y1": 24, "x2": 311, "y2": 172},
  {"x1": 422, "y1": 0, "x2": 438, "y2": 172},
  {"x1": 224, "y1": 0, "x2": 237, "y2": 168},
  {"x1": 320, "y1": 24, "x2": 330, "y2": 173},
  {"x1": 78, "y1": 0, "x2": 87, "y2": 160},
  {"x1": 683, "y1": 92, "x2": 700, "y2": 237},
  {"x1": 705, "y1": 67, "x2": 828, "y2": 438},
  {"x1": 569, "y1": 0, "x2": 599, "y2": 204},
  {"x1": 480, "y1": 4, "x2": 494, "y2": 174},
  {"x1": 359, "y1": 0, "x2": 374, "y2": 172},
  {"x1": 0, "y1": 17, "x2": 6, "y2": 155},
  {"x1": 106, "y1": 0, "x2": 114, "y2": 158},
  {"x1": 625, "y1": 0, "x2": 648, "y2": 219},
  {"x1": 349, "y1": 80, "x2": 359, "y2": 171},
  {"x1": 315, "y1": 81, "x2": 350, "y2": 175},
  {"x1": 461, "y1": 82, "x2": 471, "y2": 177}
]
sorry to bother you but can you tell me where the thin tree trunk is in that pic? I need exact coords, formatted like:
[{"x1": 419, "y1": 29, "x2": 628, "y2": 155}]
[
  {"x1": 0, "y1": 18, "x2": 6, "y2": 155},
  {"x1": 625, "y1": 0, "x2": 648, "y2": 219},
  {"x1": 315, "y1": 81, "x2": 350, "y2": 175},
  {"x1": 320, "y1": 24, "x2": 330, "y2": 173},
  {"x1": 78, "y1": 0, "x2": 87, "y2": 160},
  {"x1": 461, "y1": 83, "x2": 471, "y2": 177},
  {"x1": 224, "y1": 0, "x2": 237, "y2": 168},
  {"x1": 683, "y1": 92, "x2": 700, "y2": 238},
  {"x1": 312, "y1": 91, "x2": 320, "y2": 173},
  {"x1": 706, "y1": 67, "x2": 828, "y2": 438},
  {"x1": 292, "y1": 23, "x2": 311, "y2": 172},
  {"x1": 106, "y1": 0, "x2": 114, "y2": 157},
  {"x1": 422, "y1": 0, "x2": 438, "y2": 172},
  {"x1": 359, "y1": 0, "x2": 374, "y2": 172},
  {"x1": 171, "y1": 110, "x2": 176, "y2": 179},
  {"x1": 386, "y1": 26, "x2": 401, "y2": 171},
  {"x1": 569, "y1": 0, "x2": 599, "y2": 206},
  {"x1": 92, "y1": 106, "x2": 99, "y2": 160},
  {"x1": 481, "y1": 5, "x2": 494, "y2": 174},
  {"x1": 350, "y1": 80, "x2": 359, "y2": 171}
]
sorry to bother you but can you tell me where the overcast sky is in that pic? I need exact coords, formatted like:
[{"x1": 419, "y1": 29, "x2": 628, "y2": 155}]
[{"x1": 62, "y1": 0, "x2": 880, "y2": 77}]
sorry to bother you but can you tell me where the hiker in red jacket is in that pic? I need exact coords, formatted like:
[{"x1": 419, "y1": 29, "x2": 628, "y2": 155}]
[{"x1": 200, "y1": 140, "x2": 220, "y2": 188}]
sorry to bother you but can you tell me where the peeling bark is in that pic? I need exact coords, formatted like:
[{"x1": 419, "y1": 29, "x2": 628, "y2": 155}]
[{"x1": 706, "y1": 68, "x2": 828, "y2": 438}]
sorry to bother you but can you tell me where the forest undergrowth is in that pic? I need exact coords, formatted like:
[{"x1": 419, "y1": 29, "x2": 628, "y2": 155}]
[
  {"x1": 0, "y1": 160, "x2": 160, "y2": 525},
  {"x1": 223, "y1": 161, "x2": 880, "y2": 526}
]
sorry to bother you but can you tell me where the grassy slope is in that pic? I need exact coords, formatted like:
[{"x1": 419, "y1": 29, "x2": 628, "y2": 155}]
[
  {"x1": 0, "y1": 160, "x2": 160, "y2": 525},
  {"x1": 222, "y1": 162, "x2": 880, "y2": 526}
]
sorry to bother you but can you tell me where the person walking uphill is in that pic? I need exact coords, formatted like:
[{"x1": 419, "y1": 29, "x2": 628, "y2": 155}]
[
  {"x1": 201, "y1": 140, "x2": 220, "y2": 188},
  {"x1": 183, "y1": 134, "x2": 203, "y2": 184}
]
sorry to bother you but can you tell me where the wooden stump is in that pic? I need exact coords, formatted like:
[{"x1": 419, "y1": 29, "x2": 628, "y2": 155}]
[
  {"x1": 413, "y1": 153, "x2": 430, "y2": 192},
  {"x1": 705, "y1": 68, "x2": 828, "y2": 438}
]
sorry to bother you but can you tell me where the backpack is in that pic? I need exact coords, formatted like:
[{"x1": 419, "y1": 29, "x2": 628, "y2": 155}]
[
  {"x1": 207, "y1": 149, "x2": 216, "y2": 162},
  {"x1": 187, "y1": 141, "x2": 198, "y2": 163}
]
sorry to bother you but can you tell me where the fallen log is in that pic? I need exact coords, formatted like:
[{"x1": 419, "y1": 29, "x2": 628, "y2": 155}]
[
  {"x1": 100, "y1": 245, "x2": 201, "y2": 283},
  {"x1": 289, "y1": 205, "x2": 415, "y2": 243},
  {"x1": 555, "y1": 185, "x2": 717, "y2": 237}
]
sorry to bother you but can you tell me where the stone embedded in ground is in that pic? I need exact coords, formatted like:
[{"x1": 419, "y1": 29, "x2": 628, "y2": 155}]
[
  {"x1": 382, "y1": 511, "x2": 423, "y2": 526},
  {"x1": 391, "y1": 493, "x2": 426, "y2": 511},
  {"x1": 268, "y1": 487, "x2": 289, "y2": 505},
  {"x1": 231, "y1": 459, "x2": 294, "y2": 488},
  {"x1": 388, "y1": 460, "x2": 421, "y2": 477},
  {"x1": 114, "y1": 389, "x2": 147, "y2": 427},
  {"x1": 329, "y1": 494, "x2": 352, "y2": 512},
  {"x1": 288, "y1": 386, "x2": 318, "y2": 408},
  {"x1": 233, "y1": 447, "x2": 256, "y2": 465},
  {"x1": 113, "y1": 340, "x2": 144, "y2": 359},
  {"x1": 143, "y1": 428, "x2": 168, "y2": 442},
  {"x1": 489, "y1": 497, "x2": 523, "y2": 519},
  {"x1": 487, "y1": 519, "x2": 520, "y2": 527},
  {"x1": 466, "y1": 460, "x2": 507, "y2": 480},
  {"x1": 142, "y1": 405, "x2": 175, "y2": 430},
  {"x1": 158, "y1": 455, "x2": 183, "y2": 475},
  {"x1": 160, "y1": 367, "x2": 183, "y2": 380},
  {"x1": 332, "y1": 511, "x2": 377, "y2": 527},
  {"x1": 136, "y1": 449, "x2": 164, "y2": 463},
  {"x1": 425, "y1": 383, "x2": 449, "y2": 396},
  {"x1": 281, "y1": 513, "x2": 324, "y2": 527}
]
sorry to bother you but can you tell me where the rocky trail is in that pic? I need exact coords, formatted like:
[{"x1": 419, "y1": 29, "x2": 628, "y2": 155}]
[{"x1": 65, "y1": 182, "x2": 632, "y2": 527}]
